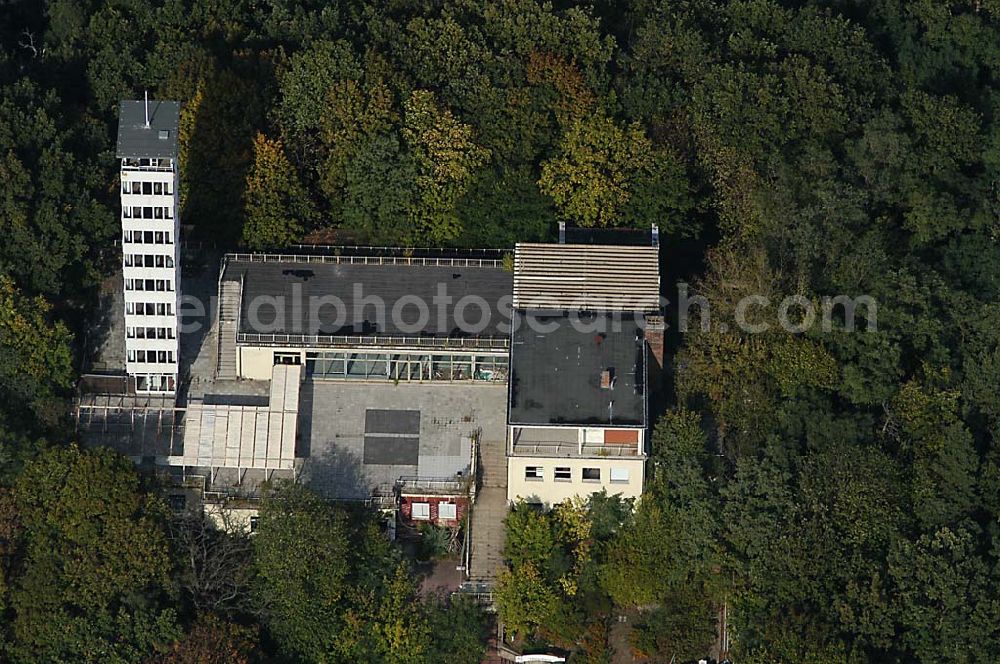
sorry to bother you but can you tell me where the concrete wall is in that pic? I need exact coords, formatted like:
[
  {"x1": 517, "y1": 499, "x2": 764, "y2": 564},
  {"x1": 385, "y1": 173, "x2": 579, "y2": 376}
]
[
  {"x1": 204, "y1": 502, "x2": 259, "y2": 534},
  {"x1": 506, "y1": 456, "x2": 645, "y2": 507},
  {"x1": 240, "y1": 346, "x2": 303, "y2": 380}
]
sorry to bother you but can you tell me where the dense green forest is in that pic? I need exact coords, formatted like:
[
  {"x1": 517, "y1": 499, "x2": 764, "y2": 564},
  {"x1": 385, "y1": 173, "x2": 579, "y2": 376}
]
[{"x1": 1, "y1": 0, "x2": 1000, "y2": 661}]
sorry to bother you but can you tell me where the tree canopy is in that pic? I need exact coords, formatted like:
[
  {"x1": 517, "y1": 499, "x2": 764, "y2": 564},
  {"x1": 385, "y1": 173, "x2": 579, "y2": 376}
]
[{"x1": 3, "y1": 0, "x2": 1000, "y2": 661}]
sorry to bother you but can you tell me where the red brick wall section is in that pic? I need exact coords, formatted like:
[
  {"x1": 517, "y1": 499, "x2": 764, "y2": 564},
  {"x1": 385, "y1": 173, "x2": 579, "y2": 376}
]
[
  {"x1": 644, "y1": 315, "x2": 665, "y2": 368},
  {"x1": 400, "y1": 495, "x2": 467, "y2": 526}
]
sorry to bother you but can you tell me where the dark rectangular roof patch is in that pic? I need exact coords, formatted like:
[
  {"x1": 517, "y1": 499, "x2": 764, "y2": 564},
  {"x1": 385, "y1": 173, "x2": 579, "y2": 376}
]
[
  {"x1": 365, "y1": 409, "x2": 420, "y2": 435},
  {"x1": 363, "y1": 436, "x2": 419, "y2": 465}
]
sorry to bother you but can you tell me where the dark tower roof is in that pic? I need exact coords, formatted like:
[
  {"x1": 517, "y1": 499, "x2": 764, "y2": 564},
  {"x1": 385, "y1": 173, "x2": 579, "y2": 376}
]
[{"x1": 116, "y1": 99, "x2": 180, "y2": 159}]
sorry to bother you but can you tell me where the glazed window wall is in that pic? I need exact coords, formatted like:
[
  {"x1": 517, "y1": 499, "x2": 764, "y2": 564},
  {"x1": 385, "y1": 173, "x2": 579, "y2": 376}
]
[{"x1": 304, "y1": 351, "x2": 508, "y2": 382}]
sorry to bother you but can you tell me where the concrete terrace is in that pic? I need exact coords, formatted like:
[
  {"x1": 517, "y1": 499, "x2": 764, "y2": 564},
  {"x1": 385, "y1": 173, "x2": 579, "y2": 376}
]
[{"x1": 298, "y1": 381, "x2": 506, "y2": 500}]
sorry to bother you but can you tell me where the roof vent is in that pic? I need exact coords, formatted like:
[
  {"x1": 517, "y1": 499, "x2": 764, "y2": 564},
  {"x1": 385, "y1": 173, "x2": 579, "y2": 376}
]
[{"x1": 158, "y1": 129, "x2": 170, "y2": 140}]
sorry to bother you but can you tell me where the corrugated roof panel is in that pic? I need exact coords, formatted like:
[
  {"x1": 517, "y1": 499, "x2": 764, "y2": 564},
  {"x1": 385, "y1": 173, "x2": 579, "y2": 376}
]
[
  {"x1": 239, "y1": 410, "x2": 256, "y2": 464},
  {"x1": 212, "y1": 409, "x2": 229, "y2": 463},
  {"x1": 225, "y1": 409, "x2": 243, "y2": 466},
  {"x1": 174, "y1": 365, "x2": 302, "y2": 470},
  {"x1": 182, "y1": 410, "x2": 200, "y2": 466},
  {"x1": 270, "y1": 366, "x2": 286, "y2": 412},
  {"x1": 198, "y1": 409, "x2": 215, "y2": 465},
  {"x1": 267, "y1": 413, "x2": 283, "y2": 461},
  {"x1": 254, "y1": 411, "x2": 269, "y2": 460},
  {"x1": 283, "y1": 365, "x2": 301, "y2": 412},
  {"x1": 513, "y1": 243, "x2": 660, "y2": 311},
  {"x1": 281, "y1": 412, "x2": 297, "y2": 463}
]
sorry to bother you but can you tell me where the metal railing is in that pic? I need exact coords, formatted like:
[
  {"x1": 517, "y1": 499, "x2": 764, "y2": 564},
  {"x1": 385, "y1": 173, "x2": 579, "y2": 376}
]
[
  {"x1": 510, "y1": 441, "x2": 643, "y2": 457},
  {"x1": 236, "y1": 332, "x2": 510, "y2": 350},
  {"x1": 396, "y1": 476, "x2": 468, "y2": 494},
  {"x1": 223, "y1": 252, "x2": 505, "y2": 269},
  {"x1": 287, "y1": 243, "x2": 507, "y2": 257}
]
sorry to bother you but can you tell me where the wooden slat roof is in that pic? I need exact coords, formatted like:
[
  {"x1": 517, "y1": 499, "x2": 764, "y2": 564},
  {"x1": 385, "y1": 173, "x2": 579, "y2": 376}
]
[{"x1": 513, "y1": 243, "x2": 661, "y2": 311}]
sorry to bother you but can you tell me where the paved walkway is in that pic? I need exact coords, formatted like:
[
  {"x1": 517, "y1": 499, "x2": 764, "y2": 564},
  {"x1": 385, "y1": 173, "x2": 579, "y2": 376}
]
[{"x1": 469, "y1": 434, "x2": 508, "y2": 582}]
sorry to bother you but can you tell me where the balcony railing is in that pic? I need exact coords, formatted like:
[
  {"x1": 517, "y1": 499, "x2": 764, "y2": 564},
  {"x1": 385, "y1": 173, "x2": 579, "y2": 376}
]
[
  {"x1": 510, "y1": 440, "x2": 643, "y2": 458},
  {"x1": 236, "y1": 332, "x2": 509, "y2": 350},
  {"x1": 396, "y1": 475, "x2": 468, "y2": 495},
  {"x1": 223, "y1": 252, "x2": 505, "y2": 269}
]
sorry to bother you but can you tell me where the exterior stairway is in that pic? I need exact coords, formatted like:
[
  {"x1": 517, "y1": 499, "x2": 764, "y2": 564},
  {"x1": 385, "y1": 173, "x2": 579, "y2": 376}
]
[
  {"x1": 468, "y1": 435, "x2": 509, "y2": 584},
  {"x1": 216, "y1": 278, "x2": 240, "y2": 380}
]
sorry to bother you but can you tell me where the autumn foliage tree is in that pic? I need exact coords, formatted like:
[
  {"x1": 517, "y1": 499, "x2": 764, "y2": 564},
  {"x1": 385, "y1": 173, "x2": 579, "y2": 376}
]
[{"x1": 242, "y1": 133, "x2": 315, "y2": 250}]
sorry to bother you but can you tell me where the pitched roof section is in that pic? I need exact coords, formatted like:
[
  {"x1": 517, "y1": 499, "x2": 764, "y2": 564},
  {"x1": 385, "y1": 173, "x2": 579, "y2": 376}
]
[
  {"x1": 513, "y1": 243, "x2": 660, "y2": 312},
  {"x1": 116, "y1": 100, "x2": 180, "y2": 159}
]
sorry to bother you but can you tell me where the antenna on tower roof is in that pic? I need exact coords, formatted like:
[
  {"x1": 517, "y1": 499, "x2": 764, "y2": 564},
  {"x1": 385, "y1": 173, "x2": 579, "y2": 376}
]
[{"x1": 143, "y1": 90, "x2": 150, "y2": 128}]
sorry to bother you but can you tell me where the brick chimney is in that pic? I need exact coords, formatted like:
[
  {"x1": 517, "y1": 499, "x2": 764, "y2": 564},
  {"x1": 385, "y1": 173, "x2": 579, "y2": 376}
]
[{"x1": 644, "y1": 314, "x2": 665, "y2": 368}]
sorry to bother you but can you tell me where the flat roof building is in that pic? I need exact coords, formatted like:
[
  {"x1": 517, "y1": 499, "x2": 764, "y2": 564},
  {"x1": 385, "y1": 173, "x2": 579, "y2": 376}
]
[
  {"x1": 229, "y1": 259, "x2": 512, "y2": 340},
  {"x1": 117, "y1": 99, "x2": 180, "y2": 159},
  {"x1": 509, "y1": 311, "x2": 645, "y2": 426},
  {"x1": 117, "y1": 97, "x2": 182, "y2": 394},
  {"x1": 506, "y1": 241, "x2": 660, "y2": 508}
]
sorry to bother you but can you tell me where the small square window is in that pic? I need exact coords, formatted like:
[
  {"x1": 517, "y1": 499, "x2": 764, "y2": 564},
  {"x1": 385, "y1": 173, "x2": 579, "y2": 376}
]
[
  {"x1": 610, "y1": 467, "x2": 630, "y2": 483},
  {"x1": 439, "y1": 503, "x2": 458, "y2": 521},
  {"x1": 582, "y1": 468, "x2": 601, "y2": 482},
  {"x1": 412, "y1": 502, "x2": 430, "y2": 520},
  {"x1": 555, "y1": 467, "x2": 572, "y2": 481},
  {"x1": 525, "y1": 466, "x2": 543, "y2": 481}
]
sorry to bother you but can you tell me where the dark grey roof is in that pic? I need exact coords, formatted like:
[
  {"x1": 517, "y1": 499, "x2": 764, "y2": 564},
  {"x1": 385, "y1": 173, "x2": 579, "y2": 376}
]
[
  {"x1": 508, "y1": 311, "x2": 647, "y2": 426},
  {"x1": 116, "y1": 100, "x2": 180, "y2": 158},
  {"x1": 563, "y1": 226, "x2": 657, "y2": 246},
  {"x1": 227, "y1": 260, "x2": 513, "y2": 339}
]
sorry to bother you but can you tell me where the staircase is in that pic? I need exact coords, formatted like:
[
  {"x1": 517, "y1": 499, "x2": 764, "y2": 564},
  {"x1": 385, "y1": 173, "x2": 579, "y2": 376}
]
[
  {"x1": 468, "y1": 436, "x2": 509, "y2": 584},
  {"x1": 216, "y1": 278, "x2": 240, "y2": 380}
]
